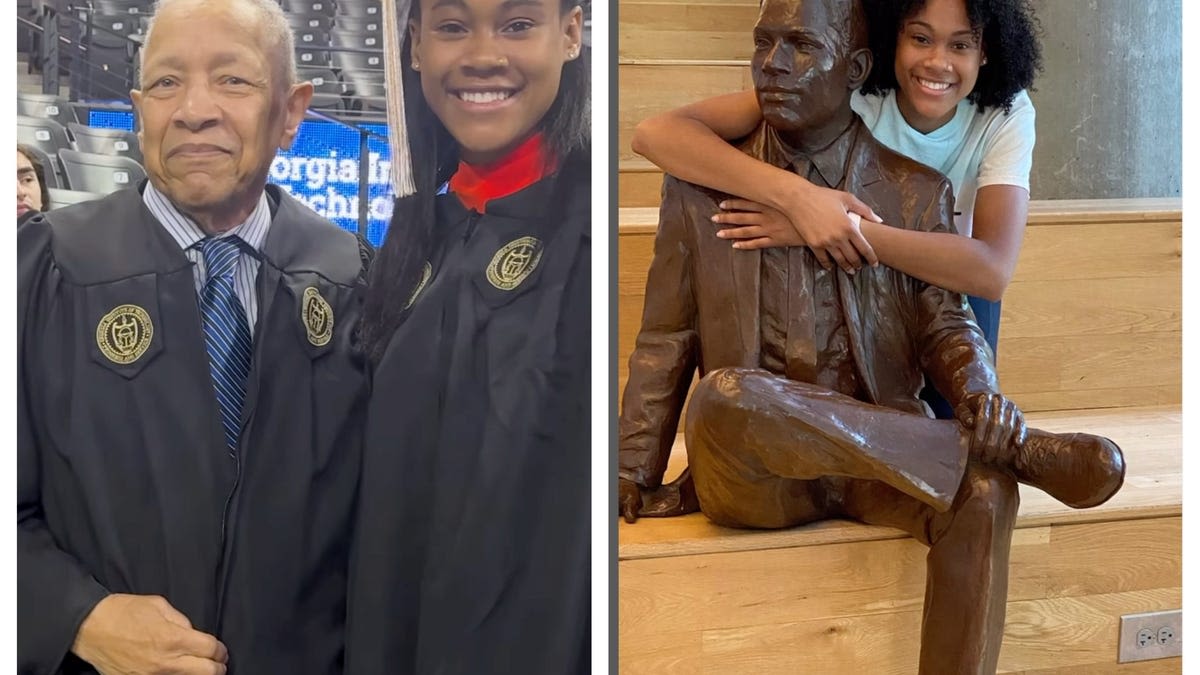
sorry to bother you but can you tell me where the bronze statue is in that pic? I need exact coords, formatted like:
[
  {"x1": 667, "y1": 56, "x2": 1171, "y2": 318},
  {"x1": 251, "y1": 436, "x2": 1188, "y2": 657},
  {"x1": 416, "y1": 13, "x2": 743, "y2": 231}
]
[{"x1": 617, "y1": 0, "x2": 1125, "y2": 671}]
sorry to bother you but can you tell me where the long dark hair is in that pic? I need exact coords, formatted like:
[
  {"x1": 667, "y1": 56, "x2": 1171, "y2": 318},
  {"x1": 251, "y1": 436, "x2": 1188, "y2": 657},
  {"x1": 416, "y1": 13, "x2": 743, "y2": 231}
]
[
  {"x1": 860, "y1": 0, "x2": 1042, "y2": 112},
  {"x1": 359, "y1": 0, "x2": 590, "y2": 365}
]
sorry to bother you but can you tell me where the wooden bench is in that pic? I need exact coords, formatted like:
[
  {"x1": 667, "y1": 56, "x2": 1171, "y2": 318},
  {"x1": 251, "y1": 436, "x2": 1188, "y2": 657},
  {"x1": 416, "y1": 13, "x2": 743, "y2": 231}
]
[
  {"x1": 619, "y1": 407, "x2": 1181, "y2": 673},
  {"x1": 616, "y1": 200, "x2": 1182, "y2": 673}
]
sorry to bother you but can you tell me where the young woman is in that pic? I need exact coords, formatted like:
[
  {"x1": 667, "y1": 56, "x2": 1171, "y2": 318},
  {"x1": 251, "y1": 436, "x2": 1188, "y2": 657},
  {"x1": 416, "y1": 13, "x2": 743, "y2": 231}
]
[
  {"x1": 632, "y1": 0, "x2": 1041, "y2": 418},
  {"x1": 346, "y1": 0, "x2": 590, "y2": 671},
  {"x1": 17, "y1": 144, "x2": 50, "y2": 220}
]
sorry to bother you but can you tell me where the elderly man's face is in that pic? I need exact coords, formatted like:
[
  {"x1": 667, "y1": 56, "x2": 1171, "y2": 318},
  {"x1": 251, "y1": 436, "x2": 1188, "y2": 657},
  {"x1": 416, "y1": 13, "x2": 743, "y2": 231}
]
[
  {"x1": 131, "y1": 1, "x2": 310, "y2": 224},
  {"x1": 751, "y1": 0, "x2": 856, "y2": 135}
]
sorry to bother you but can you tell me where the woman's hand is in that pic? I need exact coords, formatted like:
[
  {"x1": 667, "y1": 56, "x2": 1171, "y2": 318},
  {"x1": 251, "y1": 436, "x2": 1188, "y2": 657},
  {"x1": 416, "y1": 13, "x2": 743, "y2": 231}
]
[
  {"x1": 714, "y1": 199, "x2": 807, "y2": 248},
  {"x1": 712, "y1": 185, "x2": 882, "y2": 273}
]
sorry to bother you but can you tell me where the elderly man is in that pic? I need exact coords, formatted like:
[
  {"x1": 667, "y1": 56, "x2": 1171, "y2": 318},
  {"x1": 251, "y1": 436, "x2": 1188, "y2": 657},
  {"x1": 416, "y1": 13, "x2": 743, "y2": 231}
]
[
  {"x1": 17, "y1": 0, "x2": 369, "y2": 672},
  {"x1": 617, "y1": 0, "x2": 1125, "y2": 671}
]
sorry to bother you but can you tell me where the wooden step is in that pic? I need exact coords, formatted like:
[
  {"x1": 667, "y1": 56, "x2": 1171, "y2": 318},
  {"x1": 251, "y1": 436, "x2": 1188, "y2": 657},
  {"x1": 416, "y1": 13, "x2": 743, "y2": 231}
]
[
  {"x1": 618, "y1": 62, "x2": 751, "y2": 163},
  {"x1": 617, "y1": 199, "x2": 1182, "y2": 413},
  {"x1": 618, "y1": 158, "x2": 664, "y2": 208},
  {"x1": 618, "y1": 406, "x2": 1182, "y2": 674},
  {"x1": 620, "y1": 0, "x2": 759, "y2": 62}
]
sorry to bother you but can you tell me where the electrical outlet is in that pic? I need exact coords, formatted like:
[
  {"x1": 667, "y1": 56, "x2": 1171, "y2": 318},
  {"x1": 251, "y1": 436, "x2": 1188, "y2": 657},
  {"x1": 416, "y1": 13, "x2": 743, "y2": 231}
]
[
  {"x1": 1118, "y1": 609, "x2": 1182, "y2": 663},
  {"x1": 1136, "y1": 628, "x2": 1155, "y2": 648}
]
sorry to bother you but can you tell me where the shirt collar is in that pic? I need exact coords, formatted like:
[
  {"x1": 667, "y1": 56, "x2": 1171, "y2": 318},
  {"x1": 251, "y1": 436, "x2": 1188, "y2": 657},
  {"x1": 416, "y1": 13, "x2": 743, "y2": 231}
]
[
  {"x1": 143, "y1": 181, "x2": 271, "y2": 253},
  {"x1": 769, "y1": 117, "x2": 860, "y2": 188}
]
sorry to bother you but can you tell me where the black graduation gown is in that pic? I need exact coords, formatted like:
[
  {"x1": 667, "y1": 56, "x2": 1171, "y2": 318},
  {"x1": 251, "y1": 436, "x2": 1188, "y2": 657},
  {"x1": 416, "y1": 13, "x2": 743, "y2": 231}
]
[
  {"x1": 345, "y1": 153, "x2": 591, "y2": 674},
  {"x1": 18, "y1": 185, "x2": 371, "y2": 675}
]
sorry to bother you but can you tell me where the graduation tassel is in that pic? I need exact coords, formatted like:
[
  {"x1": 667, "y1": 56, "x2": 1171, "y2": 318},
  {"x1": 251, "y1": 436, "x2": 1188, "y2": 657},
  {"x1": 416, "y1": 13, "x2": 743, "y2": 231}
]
[{"x1": 383, "y1": 0, "x2": 416, "y2": 198}]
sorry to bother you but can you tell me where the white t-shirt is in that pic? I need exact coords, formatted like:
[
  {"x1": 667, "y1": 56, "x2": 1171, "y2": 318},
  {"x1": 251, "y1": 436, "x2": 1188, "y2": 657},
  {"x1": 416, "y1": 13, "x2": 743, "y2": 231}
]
[{"x1": 850, "y1": 89, "x2": 1036, "y2": 237}]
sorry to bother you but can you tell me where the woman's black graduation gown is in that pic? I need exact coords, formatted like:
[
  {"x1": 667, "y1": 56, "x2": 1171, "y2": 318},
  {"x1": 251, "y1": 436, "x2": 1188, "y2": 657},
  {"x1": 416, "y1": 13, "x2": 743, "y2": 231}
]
[
  {"x1": 346, "y1": 152, "x2": 591, "y2": 674},
  {"x1": 18, "y1": 185, "x2": 370, "y2": 674}
]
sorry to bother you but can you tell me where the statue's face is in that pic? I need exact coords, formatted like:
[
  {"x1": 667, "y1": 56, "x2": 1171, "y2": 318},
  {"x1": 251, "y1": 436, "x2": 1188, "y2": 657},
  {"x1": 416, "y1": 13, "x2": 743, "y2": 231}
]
[{"x1": 751, "y1": 0, "x2": 854, "y2": 134}]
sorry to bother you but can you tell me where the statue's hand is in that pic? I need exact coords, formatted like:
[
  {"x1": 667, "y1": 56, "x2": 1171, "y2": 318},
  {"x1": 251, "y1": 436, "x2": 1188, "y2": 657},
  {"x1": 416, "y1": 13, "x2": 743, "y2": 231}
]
[
  {"x1": 956, "y1": 392, "x2": 1028, "y2": 467},
  {"x1": 618, "y1": 478, "x2": 644, "y2": 524},
  {"x1": 639, "y1": 470, "x2": 700, "y2": 518}
]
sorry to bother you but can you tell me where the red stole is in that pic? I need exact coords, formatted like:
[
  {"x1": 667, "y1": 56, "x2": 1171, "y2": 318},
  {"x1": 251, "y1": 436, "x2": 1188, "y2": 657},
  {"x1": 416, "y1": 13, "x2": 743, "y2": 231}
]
[{"x1": 448, "y1": 133, "x2": 558, "y2": 213}]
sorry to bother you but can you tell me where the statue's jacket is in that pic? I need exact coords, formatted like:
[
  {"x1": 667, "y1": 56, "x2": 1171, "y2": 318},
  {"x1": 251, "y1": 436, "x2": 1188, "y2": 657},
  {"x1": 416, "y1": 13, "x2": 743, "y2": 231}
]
[
  {"x1": 18, "y1": 184, "x2": 370, "y2": 674},
  {"x1": 619, "y1": 118, "x2": 1001, "y2": 490}
]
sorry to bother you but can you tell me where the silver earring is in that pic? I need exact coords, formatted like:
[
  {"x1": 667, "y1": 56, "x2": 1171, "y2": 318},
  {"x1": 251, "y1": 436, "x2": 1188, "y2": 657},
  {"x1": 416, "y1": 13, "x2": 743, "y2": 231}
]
[{"x1": 412, "y1": 61, "x2": 420, "y2": 71}]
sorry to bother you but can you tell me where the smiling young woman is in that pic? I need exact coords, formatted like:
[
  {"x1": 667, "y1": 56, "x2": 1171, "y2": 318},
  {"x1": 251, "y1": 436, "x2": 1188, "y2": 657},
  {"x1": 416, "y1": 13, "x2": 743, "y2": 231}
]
[
  {"x1": 346, "y1": 0, "x2": 592, "y2": 671},
  {"x1": 409, "y1": 0, "x2": 582, "y2": 164},
  {"x1": 890, "y1": 0, "x2": 986, "y2": 133}
]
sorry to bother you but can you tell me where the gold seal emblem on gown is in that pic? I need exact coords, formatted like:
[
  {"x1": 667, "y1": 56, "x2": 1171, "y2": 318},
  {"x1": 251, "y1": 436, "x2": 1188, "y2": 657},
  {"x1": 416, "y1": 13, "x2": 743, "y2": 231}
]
[
  {"x1": 96, "y1": 304, "x2": 154, "y2": 364},
  {"x1": 302, "y1": 286, "x2": 334, "y2": 346},
  {"x1": 486, "y1": 236, "x2": 543, "y2": 291}
]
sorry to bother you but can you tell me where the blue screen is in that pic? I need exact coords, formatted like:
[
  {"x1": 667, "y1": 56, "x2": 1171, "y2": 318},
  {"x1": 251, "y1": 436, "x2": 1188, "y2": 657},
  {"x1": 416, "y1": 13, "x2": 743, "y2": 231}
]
[
  {"x1": 87, "y1": 112, "x2": 394, "y2": 245},
  {"x1": 88, "y1": 110, "x2": 137, "y2": 131}
]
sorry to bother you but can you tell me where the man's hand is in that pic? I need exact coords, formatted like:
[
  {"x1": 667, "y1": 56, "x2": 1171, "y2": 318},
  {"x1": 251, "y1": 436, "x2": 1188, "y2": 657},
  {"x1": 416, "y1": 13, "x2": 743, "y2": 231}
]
[
  {"x1": 72, "y1": 594, "x2": 229, "y2": 675},
  {"x1": 956, "y1": 392, "x2": 1028, "y2": 467},
  {"x1": 619, "y1": 471, "x2": 701, "y2": 523}
]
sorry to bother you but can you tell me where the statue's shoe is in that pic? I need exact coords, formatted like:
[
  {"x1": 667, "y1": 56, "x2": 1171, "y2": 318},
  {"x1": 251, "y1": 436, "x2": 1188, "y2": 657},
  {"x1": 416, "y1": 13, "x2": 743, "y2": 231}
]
[{"x1": 1014, "y1": 430, "x2": 1126, "y2": 508}]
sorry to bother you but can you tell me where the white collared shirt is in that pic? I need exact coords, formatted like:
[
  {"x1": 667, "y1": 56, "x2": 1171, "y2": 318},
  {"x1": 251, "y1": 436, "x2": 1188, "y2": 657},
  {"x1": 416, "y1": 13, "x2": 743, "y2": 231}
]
[{"x1": 142, "y1": 181, "x2": 271, "y2": 330}]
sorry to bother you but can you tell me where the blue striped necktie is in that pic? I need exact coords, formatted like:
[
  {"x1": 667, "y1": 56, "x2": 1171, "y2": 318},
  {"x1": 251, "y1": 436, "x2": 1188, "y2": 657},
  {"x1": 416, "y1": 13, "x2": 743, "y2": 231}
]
[{"x1": 199, "y1": 236, "x2": 253, "y2": 451}]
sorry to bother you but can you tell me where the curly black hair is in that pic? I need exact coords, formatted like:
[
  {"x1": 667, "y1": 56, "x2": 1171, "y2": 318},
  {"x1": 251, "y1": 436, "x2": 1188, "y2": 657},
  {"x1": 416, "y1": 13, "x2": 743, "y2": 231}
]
[{"x1": 859, "y1": 0, "x2": 1043, "y2": 112}]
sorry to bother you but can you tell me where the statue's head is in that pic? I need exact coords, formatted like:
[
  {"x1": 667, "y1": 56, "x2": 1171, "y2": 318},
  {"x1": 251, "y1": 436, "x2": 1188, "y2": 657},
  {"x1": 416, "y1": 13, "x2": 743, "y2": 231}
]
[{"x1": 751, "y1": 0, "x2": 872, "y2": 137}]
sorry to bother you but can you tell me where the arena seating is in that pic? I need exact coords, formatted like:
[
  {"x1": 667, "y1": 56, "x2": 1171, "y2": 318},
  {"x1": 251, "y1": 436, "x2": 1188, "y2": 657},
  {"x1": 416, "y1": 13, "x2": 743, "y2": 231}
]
[
  {"x1": 17, "y1": 93, "x2": 81, "y2": 128},
  {"x1": 68, "y1": 123, "x2": 143, "y2": 164},
  {"x1": 58, "y1": 148, "x2": 147, "y2": 194},
  {"x1": 287, "y1": 13, "x2": 337, "y2": 31},
  {"x1": 282, "y1": 0, "x2": 339, "y2": 16},
  {"x1": 332, "y1": 15, "x2": 382, "y2": 33}
]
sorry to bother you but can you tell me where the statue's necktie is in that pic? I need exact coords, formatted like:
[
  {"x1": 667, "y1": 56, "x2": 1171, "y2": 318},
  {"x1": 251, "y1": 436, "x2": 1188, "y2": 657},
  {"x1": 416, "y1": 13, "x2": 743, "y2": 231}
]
[{"x1": 199, "y1": 236, "x2": 252, "y2": 451}]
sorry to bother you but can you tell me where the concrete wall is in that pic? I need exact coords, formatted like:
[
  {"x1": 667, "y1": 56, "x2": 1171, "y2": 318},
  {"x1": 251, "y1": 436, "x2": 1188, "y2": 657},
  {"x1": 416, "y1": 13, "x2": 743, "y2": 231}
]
[{"x1": 1027, "y1": 0, "x2": 1181, "y2": 199}]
